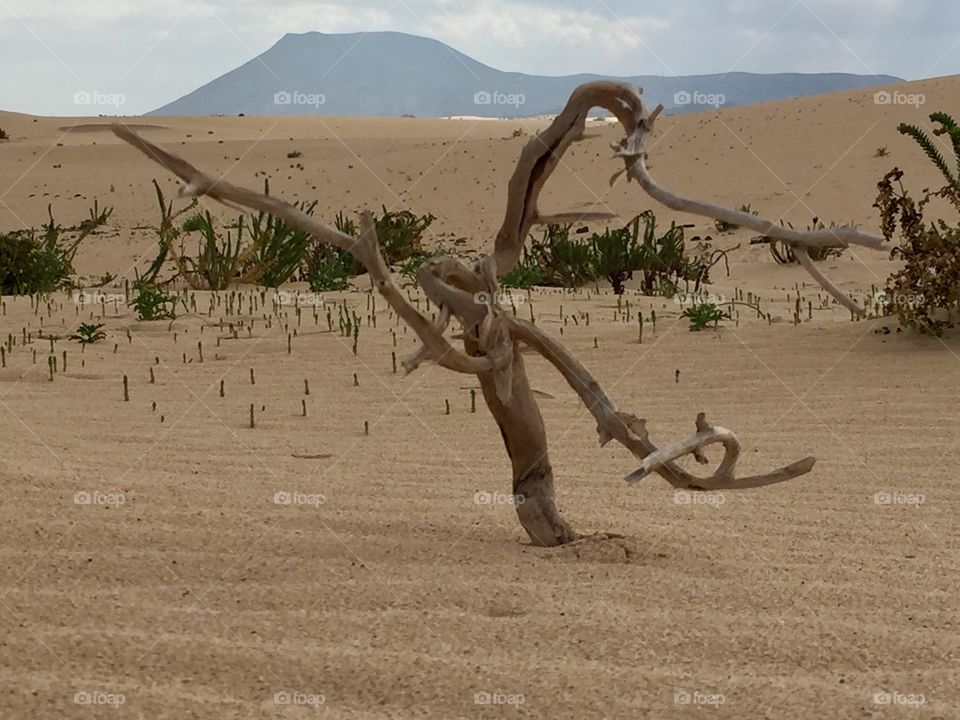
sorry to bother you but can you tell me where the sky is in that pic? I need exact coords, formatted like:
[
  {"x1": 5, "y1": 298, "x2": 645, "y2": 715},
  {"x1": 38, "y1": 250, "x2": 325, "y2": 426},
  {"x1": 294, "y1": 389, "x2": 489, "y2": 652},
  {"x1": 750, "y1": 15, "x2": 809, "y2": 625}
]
[{"x1": 2, "y1": 0, "x2": 959, "y2": 116}]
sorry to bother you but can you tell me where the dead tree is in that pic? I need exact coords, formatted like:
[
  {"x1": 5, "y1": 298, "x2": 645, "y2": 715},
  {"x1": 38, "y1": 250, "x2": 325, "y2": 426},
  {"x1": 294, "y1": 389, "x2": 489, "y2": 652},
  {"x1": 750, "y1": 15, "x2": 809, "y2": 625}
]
[{"x1": 110, "y1": 80, "x2": 886, "y2": 547}]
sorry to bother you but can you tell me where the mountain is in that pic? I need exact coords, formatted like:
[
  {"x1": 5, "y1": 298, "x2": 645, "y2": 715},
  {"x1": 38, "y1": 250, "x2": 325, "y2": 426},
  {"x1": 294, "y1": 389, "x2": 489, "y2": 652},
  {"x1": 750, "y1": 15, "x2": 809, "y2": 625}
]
[{"x1": 149, "y1": 31, "x2": 902, "y2": 118}]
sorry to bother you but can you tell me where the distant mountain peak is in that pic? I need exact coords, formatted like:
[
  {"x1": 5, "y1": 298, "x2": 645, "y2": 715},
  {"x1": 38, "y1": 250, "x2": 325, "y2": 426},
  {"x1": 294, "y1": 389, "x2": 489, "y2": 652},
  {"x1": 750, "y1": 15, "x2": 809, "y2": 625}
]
[{"x1": 150, "y1": 31, "x2": 902, "y2": 117}]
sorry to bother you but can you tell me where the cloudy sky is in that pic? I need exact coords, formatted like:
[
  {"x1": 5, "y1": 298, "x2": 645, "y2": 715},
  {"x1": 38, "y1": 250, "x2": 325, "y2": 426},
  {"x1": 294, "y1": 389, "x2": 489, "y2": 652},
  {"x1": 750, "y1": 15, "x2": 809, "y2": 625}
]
[{"x1": 2, "y1": 0, "x2": 959, "y2": 116}]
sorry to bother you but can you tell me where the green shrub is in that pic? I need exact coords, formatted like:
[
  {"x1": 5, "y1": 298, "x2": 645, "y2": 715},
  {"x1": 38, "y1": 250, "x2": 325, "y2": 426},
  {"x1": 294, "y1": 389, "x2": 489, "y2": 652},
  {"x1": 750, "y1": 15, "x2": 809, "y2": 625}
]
[
  {"x1": 0, "y1": 202, "x2": 110, "y2": 294},
  {"x1": 871, "y1": 112, "x2": 960, "y2": 334},
  {"x1": 303, "y1": 247, "x2": 352, "y2": 291},
  {"x1": 69, "y1": 322, "x2": 107, "y2": 345},
  {"x1": 179, "y1": 211, "x2": 249, "y2": 290},
  {"x1": 590, "y1": 221, "x2": 639, "y2": 295},
  {"x1": 139, "y1": 180, "x2": 198, "y2": 286},
  {"x1": 373, "y1": 206, "x2": 435, "y2": 266},
  {"x1": 240, "y1": 192, "x2": 317, "y2": 288},
  {"x1": 525, "y1": 224, "x2": 596, "y2": 288},
  {"x1": 682, "y1": 301, "x2": 730, "y2": 331},
  {"x1": 875, "y1": 168, "x2": 960, "y2": 335},
  {"x1": 132, "y1": 283, "x2": 176, "y2": 321},
  {"x1": 501, "y1": 261, "x2": 546, "y2": 289}
]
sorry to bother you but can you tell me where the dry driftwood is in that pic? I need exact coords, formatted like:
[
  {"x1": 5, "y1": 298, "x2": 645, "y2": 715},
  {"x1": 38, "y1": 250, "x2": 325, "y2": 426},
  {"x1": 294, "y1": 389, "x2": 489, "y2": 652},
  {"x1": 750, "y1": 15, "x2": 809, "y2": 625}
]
[{"x1": 111, "y1": 80, "x2": 834, "y2": 547}]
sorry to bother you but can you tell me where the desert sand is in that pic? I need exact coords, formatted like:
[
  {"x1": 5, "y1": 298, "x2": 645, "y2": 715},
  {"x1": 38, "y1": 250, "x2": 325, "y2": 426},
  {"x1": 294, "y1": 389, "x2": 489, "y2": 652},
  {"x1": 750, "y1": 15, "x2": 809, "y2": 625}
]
[{"x1": 0, "y1": 77, "x2": 958, "y2": 719}]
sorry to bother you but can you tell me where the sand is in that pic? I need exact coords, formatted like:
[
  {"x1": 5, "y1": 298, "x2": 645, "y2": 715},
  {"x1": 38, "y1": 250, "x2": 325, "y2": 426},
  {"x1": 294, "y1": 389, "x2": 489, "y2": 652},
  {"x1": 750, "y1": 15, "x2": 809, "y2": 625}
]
[{"x1": 0, "y1": 76, "x2": 958, "y2": 719}]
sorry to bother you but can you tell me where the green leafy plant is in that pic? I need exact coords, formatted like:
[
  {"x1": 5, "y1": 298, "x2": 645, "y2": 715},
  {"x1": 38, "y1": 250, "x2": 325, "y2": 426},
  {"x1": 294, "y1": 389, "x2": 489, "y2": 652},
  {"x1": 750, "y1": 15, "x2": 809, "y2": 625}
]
[
  {"x1": 373, "y1": 206, "x2": 435, "y2": 266},
  {"x1": 501, "y1": 260, "x2": 546, "y2": 289},
  {"x1": 590, "y1": 221, "x2": 640, "y2": 295},
  {"x1": 0, "y1": 202, "x2": 109, "y2": 294},
  {"x1": 69, "y1": 322, "x2": 107, "y2": 345},
  {"x1": 874, "y1": 167, "x2": 960, "y2": 335},
  {"x1": 178, "y1": 210, "x2": 253, "y2": 290},
  {"x1": 132, "y1": 283, "x2": 176, "y2": 321},
  {"x1": 240, "y1": 184, "x2": 317, "y2": 287},
  {"x1": 634, "y1": 211, "x2": 701, "y2": 295},
  {"x1": 897, "y1": 112, "x2": 960, "y2": 194},
  {"x1": 303, "y1": 247, "x2": 352, "y2": 291},
  {"x1": 397, "y1": 250, "x2": 433, "y2": 284},
  {"x1": 140, "y1": 179, "x2": 198, "y2": 286},
  {"x1": 682, "y1": 301, "x2": 730, "y2": 331},
  {"x1": 525, "y1": 224, "x2": 596, "y2": 288}
]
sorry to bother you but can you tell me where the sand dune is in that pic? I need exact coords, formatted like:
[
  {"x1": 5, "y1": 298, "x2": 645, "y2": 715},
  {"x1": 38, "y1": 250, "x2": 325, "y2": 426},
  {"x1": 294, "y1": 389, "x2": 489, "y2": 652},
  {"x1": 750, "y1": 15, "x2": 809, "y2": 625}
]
[{"x1": 0, "y1": 77, "x2": 958, "y2": 719}]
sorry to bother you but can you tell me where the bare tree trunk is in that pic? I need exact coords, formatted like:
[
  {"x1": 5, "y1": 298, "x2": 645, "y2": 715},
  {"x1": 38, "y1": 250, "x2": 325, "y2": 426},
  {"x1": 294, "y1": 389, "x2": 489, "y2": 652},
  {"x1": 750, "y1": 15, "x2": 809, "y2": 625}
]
[{"x1": 472, "y1": 342, "x2": 576, "y2": 546}]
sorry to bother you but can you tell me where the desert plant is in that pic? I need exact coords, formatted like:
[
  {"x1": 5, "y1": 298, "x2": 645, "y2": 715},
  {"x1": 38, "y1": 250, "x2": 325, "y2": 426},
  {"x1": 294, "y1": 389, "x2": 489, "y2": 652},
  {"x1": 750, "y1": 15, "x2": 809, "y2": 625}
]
[
  {"x1": 766, "y1": 218, "x2": 850, "y2": 265},
  {"x1": 633, "y1": 211, "x2": 696, "y2": 295},
  {"x1": 897, "y1": 112, "x2": 960, "y2": 195},
  {"x1": 132, "y1": 283, "x2": 176, "y2": 321},
  {"x1": 241, "y1": 186, "x2": 318, "y2": 287},
  {"x1": 0, "y1": 204, "x2": 102, "y2": 294},
  {"x1": 79, "y1": 200, "x2": 113, "y2": 233},
  {"x1": 682, "y1": 301, "x2": 730, "y2": 331},
  {"x1": 178, "y1": 211, "x2": 250, "y2": 290},
  {"x1": 525, "y1": 223, "x2": 597, "y2": 288},
  {"x1": 374, "y1": 206, "x2": 435, "y2": 266},
  {"x1": 398, "y1": 250, "x2": 434, "y2": 284},
  {"x1": 591, "y1": 222, "x2": 639, "y2": 295},
  {"x1": 874, "y1": 167, "x2": 960, "y2": 335},
  {"x1": 303, "y1": 247, "x2": 352, "y2": 291},
  {"x1": 500, "y1": 259, "x2": 546, "y2": 289},
  {"x1": 874, "y1": 146, "x2": 890, "y2": 158},
  {"x1": 70, "y1": 322, "x2": 107, "y2": 345},
  {"x1": 140, "y1": 179, "x2": 198, "y2": 286},
  {"x1": 0, "y1": 128, "x2": 8, "y2": 141},
  {"x1": 287, "y1": 150, "x2": 302, "y2": 159}
]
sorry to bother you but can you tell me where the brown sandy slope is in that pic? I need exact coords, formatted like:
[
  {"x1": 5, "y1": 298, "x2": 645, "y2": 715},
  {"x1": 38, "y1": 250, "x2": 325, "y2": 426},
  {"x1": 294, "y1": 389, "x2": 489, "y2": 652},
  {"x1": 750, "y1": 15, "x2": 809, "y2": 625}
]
[{"x1": 0, "y1": 77, "x2": 958, "y2": 719}]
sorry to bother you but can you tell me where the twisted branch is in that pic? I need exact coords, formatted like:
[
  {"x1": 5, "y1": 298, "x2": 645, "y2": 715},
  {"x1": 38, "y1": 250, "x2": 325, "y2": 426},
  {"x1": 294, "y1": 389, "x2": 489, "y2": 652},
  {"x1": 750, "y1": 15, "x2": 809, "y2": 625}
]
[{"x1": 110, "y1": 79, "x2": 828, "y2": 546}]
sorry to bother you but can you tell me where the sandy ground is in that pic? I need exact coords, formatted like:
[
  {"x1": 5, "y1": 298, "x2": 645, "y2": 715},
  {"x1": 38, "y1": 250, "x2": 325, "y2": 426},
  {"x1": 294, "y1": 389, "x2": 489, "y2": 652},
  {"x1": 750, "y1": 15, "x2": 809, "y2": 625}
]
[{"x1": 0, "y1": 77, "x2": 959, "y2": 719}]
